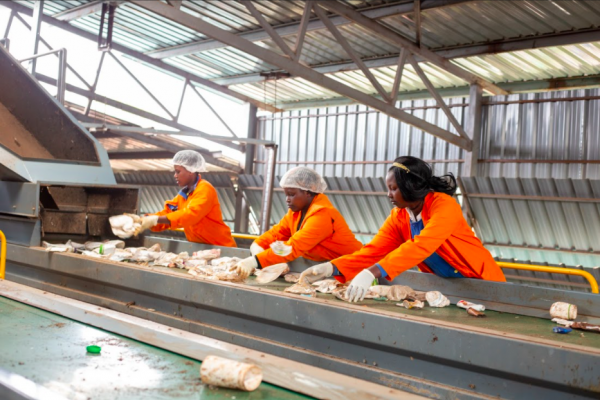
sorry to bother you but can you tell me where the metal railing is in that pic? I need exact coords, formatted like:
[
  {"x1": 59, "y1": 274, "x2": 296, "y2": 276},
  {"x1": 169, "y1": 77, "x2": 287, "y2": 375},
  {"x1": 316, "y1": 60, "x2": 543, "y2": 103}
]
[
  {"x1": 0, "y1": 230, "x2": 6, "y2": 280},
  {"x1": 19, "y1": 48, "x2": 67, "y2": 105},
  {"x1": 498, "y1": 261, "x2": 599, "y2": 294}
]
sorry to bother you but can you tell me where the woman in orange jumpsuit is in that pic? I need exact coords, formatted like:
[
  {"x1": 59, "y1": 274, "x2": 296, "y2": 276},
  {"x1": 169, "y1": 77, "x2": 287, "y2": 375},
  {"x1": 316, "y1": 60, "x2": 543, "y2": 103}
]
[
  {"x1": 300, "y1": 156, "x2": 505, "y2": 302},
  {"x1": 134, "y1": 150, "x2": 236, "y2": 247},
  {"x1": 234, "y1": 167, "x2": 362, "y2": 278}
]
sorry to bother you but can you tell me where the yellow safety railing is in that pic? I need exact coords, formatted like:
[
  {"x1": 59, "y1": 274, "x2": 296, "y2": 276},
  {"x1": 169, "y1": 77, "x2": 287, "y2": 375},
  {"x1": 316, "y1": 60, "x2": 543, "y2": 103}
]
[
  {"x1": 0, "y1": 229, "x2": 6, "y2": 280},
  {"x1": 232, "y1": 233, "x2": 260, "y2": 240},
  {"x1": 498, "y1": 261, "x2": 599, "y2": 294},
  {"x1": 175, "y1": 228, "x2": 259, "y2": 241}
]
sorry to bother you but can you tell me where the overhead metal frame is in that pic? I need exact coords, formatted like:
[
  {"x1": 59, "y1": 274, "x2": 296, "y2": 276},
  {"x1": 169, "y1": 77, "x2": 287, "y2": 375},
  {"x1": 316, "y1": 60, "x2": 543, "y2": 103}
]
[
  {"x1": 0, "y1": 1, "x2": 280, "y2": 113},
  {"x1": 132, "y1": 0, "x2": 474, "y2": 150},
  {"x1": 147, "y1": 0, "x2": 474, "y2": 59}
]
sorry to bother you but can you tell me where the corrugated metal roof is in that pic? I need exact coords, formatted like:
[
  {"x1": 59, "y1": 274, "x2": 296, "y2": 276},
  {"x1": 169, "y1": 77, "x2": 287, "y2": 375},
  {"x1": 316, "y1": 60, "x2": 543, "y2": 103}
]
[{"x1": 13, "y1": 0, "x2": 600, "y2": 106}]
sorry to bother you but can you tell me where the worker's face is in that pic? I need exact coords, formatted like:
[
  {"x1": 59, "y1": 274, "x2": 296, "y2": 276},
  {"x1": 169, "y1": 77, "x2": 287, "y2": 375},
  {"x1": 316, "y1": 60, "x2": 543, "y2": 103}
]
[
  {"x1": 174, "y1": 165, "x2": 197, "y2": 188},
  {"x1": 284, "y1": 188, "x2": 313, "y2": 212},
  {"x1": 386, "y1": 171, "x2": 406, "y2": 208}
]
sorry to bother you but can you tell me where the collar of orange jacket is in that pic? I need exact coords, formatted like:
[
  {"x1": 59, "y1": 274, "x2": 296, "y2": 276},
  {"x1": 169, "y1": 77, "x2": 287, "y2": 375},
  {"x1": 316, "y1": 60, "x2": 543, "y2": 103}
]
[{"x1": 290, "y1": 193, "x2": 332, "y2": 220}]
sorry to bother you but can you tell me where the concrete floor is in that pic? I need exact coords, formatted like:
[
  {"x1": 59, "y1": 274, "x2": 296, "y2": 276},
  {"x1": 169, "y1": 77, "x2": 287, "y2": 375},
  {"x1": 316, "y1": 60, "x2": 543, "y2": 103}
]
[{"x1": 0, "y1": 296, "x2": 313, "y2": 400}]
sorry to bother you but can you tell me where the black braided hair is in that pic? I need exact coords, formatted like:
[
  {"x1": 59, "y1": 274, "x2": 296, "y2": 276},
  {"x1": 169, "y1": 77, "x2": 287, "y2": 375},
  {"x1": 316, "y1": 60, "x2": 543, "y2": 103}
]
[{"x1": 388, "y1": 156, "x2": 457, "y2": 202}]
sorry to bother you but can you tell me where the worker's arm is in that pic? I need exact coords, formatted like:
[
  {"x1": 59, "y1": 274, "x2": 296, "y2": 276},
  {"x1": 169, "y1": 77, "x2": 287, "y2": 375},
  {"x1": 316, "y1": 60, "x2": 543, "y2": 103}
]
[
  {"x1": 150, "y1": 199, "x2": 179, "y2": 232},
  {"x1": 377, "y1": 196, "x2": 462, "y2": 280},
  {"x1": 332, "y1": 212, "x2": 405, "y2": 282},
  {"x1": 256, "y1": 210, "x2": 333, "y2": 267},
  {"x1": 165, "y1": 189, "x2": 216, "y2": 229},
  {"x1": 254, "y1": 215, "x2": 292, "y2": 249}
]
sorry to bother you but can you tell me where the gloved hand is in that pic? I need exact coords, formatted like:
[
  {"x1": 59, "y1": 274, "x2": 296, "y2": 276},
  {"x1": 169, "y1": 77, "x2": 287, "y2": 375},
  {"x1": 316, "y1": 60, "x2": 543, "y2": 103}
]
[
  {"x1": 133, "y1": 215, "x2": 159, "y2": 236},
  {"x1": 299, "y1": 262, "x2": 333, "y2": 283},
  {"x1": 232, "y1": 256, "x2": 258, "y2": 280},
  {"x1": 347, "y1": 269, "x2": 376, "y2": 303},
  {"x1": 123, "y1": 213, "x2": 142, "y2": 223},
  {"x1": 250, "y1": 242, "x2": 265, "y2": 256}
]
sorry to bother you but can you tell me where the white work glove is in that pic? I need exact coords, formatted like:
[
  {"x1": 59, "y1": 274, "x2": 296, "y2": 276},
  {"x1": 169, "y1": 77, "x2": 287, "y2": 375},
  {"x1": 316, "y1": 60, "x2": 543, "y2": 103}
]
[
  {"x1": 233, "y1": 256, "x2": 258, "y2": 280},
  {"x1": 299, "y1": 262, "x2": 333, "y2": 284},
  {"x1": 134, "y1": 215, "x2": 159, "y2": 236},
  {"x1": 347, "y1": 269, "x2": 376, "y2": 303},
  {"x1": 250, "y1": 242, "x2": 265, "y2": 256}
]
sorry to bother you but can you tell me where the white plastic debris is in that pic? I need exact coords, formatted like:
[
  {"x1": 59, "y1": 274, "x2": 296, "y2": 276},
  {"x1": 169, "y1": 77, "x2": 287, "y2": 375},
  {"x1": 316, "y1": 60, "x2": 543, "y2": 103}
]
[
  {"x1": 109, "y1": 214, "x2": 141, "y2": 239},
  {"x1": 425, "y1": 291, "x2": 450, "y2": 307},
  {"x1": 270, "y1": 241, "x2": 292, "y2": 256},
  {"x1": 200, "y1": 355, "x2": 262, "y2": 391},
  {"x1": 550, "y1": 302, "x2": 578, "y2": 320},
  {"x1": 457, "y1": 300, "x2": 485, "y2": 312},
  {"x1": 255, "y1": 263, "x2": 290, "y2": 284}
]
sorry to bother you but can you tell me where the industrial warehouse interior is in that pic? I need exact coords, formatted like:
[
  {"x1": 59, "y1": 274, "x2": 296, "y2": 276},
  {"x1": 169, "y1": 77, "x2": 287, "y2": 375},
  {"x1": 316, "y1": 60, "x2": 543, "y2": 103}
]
[{"x1": 0, "y1": 0, "x2": 599, "y2": 399}]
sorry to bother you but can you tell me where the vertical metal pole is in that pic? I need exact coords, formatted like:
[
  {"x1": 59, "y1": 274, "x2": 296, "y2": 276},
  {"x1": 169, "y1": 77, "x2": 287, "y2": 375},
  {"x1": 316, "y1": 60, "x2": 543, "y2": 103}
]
[
  {"x1": 461, "y1": 83, "x2": 483, "y2": 228},
  {"x1": 29, "y1": 0, "x2": 44, "y2": 74},
  {"x1": 57, "y1": 49, "x2": 67, "y2": 105},
  {"x1": 235, "y1": 105, "x2": 258, "y2": 234},
  {"x1": 463, "y1": 84, "x2": 483, "y2": 177},
  {"x1": 260, "y1": 144, "x2": 277, "y2": 234}
]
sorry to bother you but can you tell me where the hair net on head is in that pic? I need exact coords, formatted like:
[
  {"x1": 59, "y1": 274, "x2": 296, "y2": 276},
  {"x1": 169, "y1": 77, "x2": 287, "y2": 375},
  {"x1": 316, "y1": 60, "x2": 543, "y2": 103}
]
[
  {"x1": 172, "y1": 150, "x2": 206, "y2": 173},
  {"x1": 279, "y1": 167, "x2": 327, "y2": 194}
]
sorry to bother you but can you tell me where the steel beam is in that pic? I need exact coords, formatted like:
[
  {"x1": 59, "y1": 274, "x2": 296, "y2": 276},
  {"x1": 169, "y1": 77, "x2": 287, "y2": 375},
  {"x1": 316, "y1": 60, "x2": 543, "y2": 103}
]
[
  {"x1": 319, "y1": 0, "x2": 506, "y2": 96},
  {"x1": 313, "y1": 3, "x2": 390, "y2": 102},
  {"x1": 98, "y1": 128, "x2": 242, "y2": 172},
  {"x1": 293, "y1": 1, "x2": 312, "y2": 62},
  {"x1": 188, "y1": 84, "x2": 239, "y2": 139},
  {"x1": 84, "y1": 124, "x2": 273, "y2": 146},
  {"x1": 132, "y1": 0, "x2": 471, "y2": 150},
  {"x1": 389, "y1": 48, "x2": 408, "y2": 104},
  {"x1": 190, "y1": 28, "x2": 600, "y2": 87},
  {"x1": 52, "y1": 0, "x2": 105, "y2": 21},
  {"x1": 463, "y1": 84, "x2": 482, "y2": 176},
  {"x1": 27, "y1": 0, "x2": 43, "y2": 75},
  {"x1": 260, "y1": 144, "x2": 277, "y2": 233},
  {"x1": 278, "y1": 74, "x2": 600, "y2": 110},
  {"x1": 147, "y1": 0, "x2": 474, "y2": 59},
  {"x1": 407, "y1": 53, "x2": 469, "y2": 140},
  {"x1": 243, "y1": 1, "x2": 295, "y2": 59},
  {"x1": 33, "y1": 73, "x2": 245, "y2": 155},
  {"x1": 107, "y1": 150, "x2": 175, "y2": 160},
  {"x1": 108, "y1": 51, "x2": 175, "y2": 119},
  {"x1": 0, "y1": 0, "x2": 280, "y2": 112}
]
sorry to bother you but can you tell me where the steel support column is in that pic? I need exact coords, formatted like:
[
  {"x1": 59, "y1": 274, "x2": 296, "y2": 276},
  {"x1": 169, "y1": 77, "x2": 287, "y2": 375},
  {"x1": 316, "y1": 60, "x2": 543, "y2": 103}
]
[
  {"x1": 260, "y1": 144, "x2": 277, "y2": 234},
  {"x1": 28, "y1": 0, "x2": 43, "y2": 75},
  {"x1": 463, "y1": 84, "x2": 482, "y2": 176},
  {"x1": 235, "y1": 104, "x2": 258, "y2": 234}
]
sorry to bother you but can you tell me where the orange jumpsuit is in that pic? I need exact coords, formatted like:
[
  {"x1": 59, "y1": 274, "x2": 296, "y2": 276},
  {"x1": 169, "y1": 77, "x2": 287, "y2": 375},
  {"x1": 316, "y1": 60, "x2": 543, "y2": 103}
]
[
  {"x1": 151, "y1": 179, "x2": 236, "y2": 247},
  {"x1": 255, "y1": 194, "x2": 363, "y2": 267},
  {"x1": 332, "y1": 192, "x2": 505, "y2": 282}
]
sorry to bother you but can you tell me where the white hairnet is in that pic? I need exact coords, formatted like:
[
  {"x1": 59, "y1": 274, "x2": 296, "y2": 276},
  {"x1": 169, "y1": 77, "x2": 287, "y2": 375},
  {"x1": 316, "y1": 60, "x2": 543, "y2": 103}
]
[
  {"x1": 172, "y1": 150, "x2": 206, "y2": 173},
  {"x1": 279, "y1": 167, "x2": 327, "y2": 194}
]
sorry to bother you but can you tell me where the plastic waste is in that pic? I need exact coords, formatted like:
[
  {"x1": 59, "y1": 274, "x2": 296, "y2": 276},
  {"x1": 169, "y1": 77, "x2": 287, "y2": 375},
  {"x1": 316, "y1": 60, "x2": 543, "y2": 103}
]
[
  {"x1": 457, "y1": 300, "x2": 485, "y2": 312},
  {"x1": 200, "y1": 355, "x2": 262, "y2": 391},
  {"x1": 270, "y1": 241, "x2": 292, "y2": 256},
  {"x1": 550, "y1": 302, "x2": 577, "y2": 320},
  {"x1": 425, "y1": 291, "x2": 450, "y2": 307}
]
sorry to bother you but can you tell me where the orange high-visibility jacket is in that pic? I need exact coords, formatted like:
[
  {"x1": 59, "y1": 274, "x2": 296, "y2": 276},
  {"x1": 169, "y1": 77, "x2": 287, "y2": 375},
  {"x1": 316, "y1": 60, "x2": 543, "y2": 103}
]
[
  {"x1": 332, "y1": 192, "x2": 505, "y2": 282},
  {"x1": 151, "y1": 179, "x2": 236, "y2": 247},
  {"x1": 255, "y1": 194, "x2": 363, "y2": 267}
]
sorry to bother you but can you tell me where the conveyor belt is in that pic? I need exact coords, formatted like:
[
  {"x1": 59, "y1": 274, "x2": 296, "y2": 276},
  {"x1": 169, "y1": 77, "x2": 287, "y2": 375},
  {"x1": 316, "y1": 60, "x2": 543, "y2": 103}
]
[
  {"x1": 0, "y1": 296, "x2": 312, "y2": 400},
  {"x1": 4, "y1": 238, "x2": 600, "y2": 400}
]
